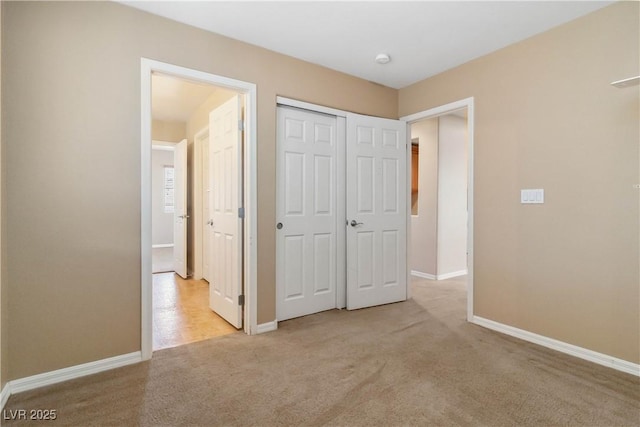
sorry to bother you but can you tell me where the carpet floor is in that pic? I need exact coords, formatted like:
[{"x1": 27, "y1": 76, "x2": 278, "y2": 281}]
[{"x1": 4, "y1": 276, "x2": 639, "y2": 426}]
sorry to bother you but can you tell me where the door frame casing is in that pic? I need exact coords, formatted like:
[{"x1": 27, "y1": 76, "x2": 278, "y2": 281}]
[
  {"x1": 141, "y1": 58, "x2": 258, "y2": 360},
  {"x1": 400, "y1": 97, "x2": 475, "y2": 321}
]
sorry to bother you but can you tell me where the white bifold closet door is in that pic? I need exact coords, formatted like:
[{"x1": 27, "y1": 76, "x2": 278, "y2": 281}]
[
  {"x1": 346, "y1": 113, "x2": 407, "y2": 309},
  {"x1": 276, "y1": 107, "x2": 338, "y2": 321},
  {"x1": 276, "y1": 105, "x2": 407, "y2": 321}
]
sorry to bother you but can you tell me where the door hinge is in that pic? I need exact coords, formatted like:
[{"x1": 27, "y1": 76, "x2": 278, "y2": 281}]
[
  {"x1": 238, "y1": 207, "x2": 245, "y2": 219},
  {"x1": 238, "y1": 119, "x2": 245, "y2": 131},
  {"x1": 238, "y1": 295, "x2": 245, "y2": 306}
]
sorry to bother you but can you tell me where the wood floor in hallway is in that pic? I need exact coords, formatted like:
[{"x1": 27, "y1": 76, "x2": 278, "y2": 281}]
[{"x1": 153, "y1": 273, "x2": 238, "y2": 350}]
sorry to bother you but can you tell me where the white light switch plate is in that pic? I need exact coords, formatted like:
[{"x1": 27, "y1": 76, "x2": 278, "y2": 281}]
[{"x1": 521, "y1": 189, "x2": 544, "y2": 204}]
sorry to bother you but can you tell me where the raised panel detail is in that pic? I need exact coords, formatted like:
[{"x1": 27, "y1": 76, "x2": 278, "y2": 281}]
[
  {"x1": 213, "y1": 151, "x2": 222, "y2": 213},
  {"x1": 315, "y1": 124, "x2": 332, "y2": 145},
  {"x1": 212, "y1": 231, "x2": 224, "y2": 294},
  {"x1": 382, "y1": 158, "x2": 398, "y2": 213},
  {"x1": 382, "y1": 230, "x2": 398, "y2": 286},
  {"x1": 357, "y1": 231, "x2": 374, "y2": 289},
  {"x1": 224, "y1": 234, "x2": 234, "y2": 299},
  {"x1": 285, "y1": 152, "x2": 305, "y2": 215},
  {"x1": 285, "y1": 118, "x2": 305, "y2": 141},
  {"x1": 382, "y1": 129, "x2": 399, "y2": 148},
  {"x1": 224, "y1": 146, "x2": 233, "y2": 213},
  {"x1": 314, "y1": 155, "x2": 332, "y2": 215},
  {"x1": 357, "y1": 126, "x2": 374, "y2": 146},
  {"x1": 284, "y1": 235, "x2": 304, "y2": 300},
  {"x1": 211, "y1": 117, "x2": 222, "y2": 138},
  {"x1": 357, "y1": 156, "x2": 374, "y2": 213},
  {"x1": 313, "y1": 233, "x2": 331, "y2": 294},
  {"x1": 223, "y1": 110, "x2": 232, "y2": 133}
]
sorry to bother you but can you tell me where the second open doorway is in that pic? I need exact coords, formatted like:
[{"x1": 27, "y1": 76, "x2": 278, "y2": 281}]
[{"x1": 402, "y1": 98, "x2": 475, "y2": 321}]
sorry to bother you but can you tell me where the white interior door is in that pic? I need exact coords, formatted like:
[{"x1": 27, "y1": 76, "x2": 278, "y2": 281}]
[
  {"x1": 276, "y1": 107, "x2": 338, "y2": 321},
  {"x1": 202, "y1": 132, "x2": 211, "y2": 282},
  {"x1": 209, "y1": 95, "x2": 243, "y2": 329},
  {"x1": 173, "y1": 138, "x2": 188, "y2": 279},
  {"x1": 346, "y1": 113, "x2": 407, "y2": 309}
]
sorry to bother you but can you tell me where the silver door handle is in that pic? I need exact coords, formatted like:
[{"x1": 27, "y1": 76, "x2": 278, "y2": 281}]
[
  {"x1": 179, "y1": 214, "x2": 190, "y2": 219},
  {"x1": 350, "y1": 220, "x2": 363, "y2": 227}
]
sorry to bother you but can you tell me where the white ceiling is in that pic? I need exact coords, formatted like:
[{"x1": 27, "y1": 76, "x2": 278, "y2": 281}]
[
  {"x1": 122, "y1": 1, "x2": 612, "y2": 89},
  {"x1": 152, "y1": 73, "x2": 218, "y2": 122}
]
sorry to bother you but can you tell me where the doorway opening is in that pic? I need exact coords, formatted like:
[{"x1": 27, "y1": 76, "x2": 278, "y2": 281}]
[
  {"x1": 151, "y1": 143, "x2": 178, "y2": 275},
  {"x1": 401, "y1": 98, "x2": 475, "y2": 321},
  {"x1": 141, "y1": 59, "x2": 258, "y2": 360},
  {"x1": 150, "y1": 73, "x2": 243, "y2": 351}
]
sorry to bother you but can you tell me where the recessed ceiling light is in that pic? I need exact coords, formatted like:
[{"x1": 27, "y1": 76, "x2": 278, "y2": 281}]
[{"x1": 375, "y1": 53, "x2": 391, "y2": 64}]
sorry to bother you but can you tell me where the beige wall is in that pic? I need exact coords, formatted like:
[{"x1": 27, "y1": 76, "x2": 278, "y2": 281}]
[
  {"x1": 401, "y1": 2, "x2": 639, "y2": 363},
  {"x1": 152, "y1": 119, "x2": 186, "y2": 143},
  {"x1": 3, "y1": 1, "x2": 397, "y2": 380},
  {"x1": 437, "y1": 115, "x2": 467, "y2": 276},
  {"x1": 410, "y1": 118, "x2": 438, "y2": 276}
]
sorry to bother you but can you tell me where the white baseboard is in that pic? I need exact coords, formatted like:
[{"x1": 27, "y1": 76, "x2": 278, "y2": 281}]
[
  {"x1": 152, "y1": 244, "x2": 174, "y2": 249},
  {"x1": 472, "y1": 316, "x2": 639, "y2": 377},
  {"x1": 437, "y1": 269, "x2": 468, "y2": 280},
  {"x1": 0, "y1": 382, "x2": 10, "y2": 411},
  {"x1": 411, "y1": 270, "x2": 468, "y2": 281},
  {"x1": 9, "y1": 351, "x2": 142, "y2": 395},
  {"x1": 256, "y1": 321, "x2": 277, "y2": 334},
  {"x1": 411, "y1": 270, "x2": 436, "y2": 280}
]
